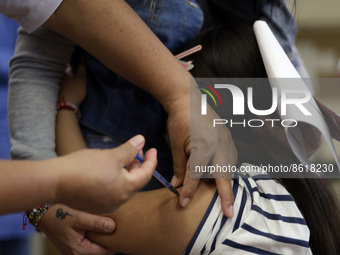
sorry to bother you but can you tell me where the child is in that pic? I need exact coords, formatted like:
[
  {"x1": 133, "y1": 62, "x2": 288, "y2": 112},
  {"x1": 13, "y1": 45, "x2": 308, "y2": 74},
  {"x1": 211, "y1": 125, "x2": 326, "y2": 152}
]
[{"x1": 56, "y1": 23, "x2": 340, "y2": 255}]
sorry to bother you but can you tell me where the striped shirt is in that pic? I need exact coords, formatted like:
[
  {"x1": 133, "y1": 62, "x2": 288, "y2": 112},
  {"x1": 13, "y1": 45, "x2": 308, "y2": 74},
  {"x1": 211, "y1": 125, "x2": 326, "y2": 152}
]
[{"x1": 185, "y1": 167, "x2": 312, "y2": 255}]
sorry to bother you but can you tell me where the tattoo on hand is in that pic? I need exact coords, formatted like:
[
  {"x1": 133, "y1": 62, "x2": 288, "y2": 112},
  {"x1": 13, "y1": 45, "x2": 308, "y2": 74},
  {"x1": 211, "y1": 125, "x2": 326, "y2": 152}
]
[{"x1": 56, "y1": 208, "x2": 72, "y2": 220}]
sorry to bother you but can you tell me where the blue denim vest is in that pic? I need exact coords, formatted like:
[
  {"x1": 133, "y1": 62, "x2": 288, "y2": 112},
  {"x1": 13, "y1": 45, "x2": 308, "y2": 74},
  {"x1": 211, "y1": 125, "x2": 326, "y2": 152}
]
[{"x1": 79, "y1": 0, "x2": 203, "y2": 150}]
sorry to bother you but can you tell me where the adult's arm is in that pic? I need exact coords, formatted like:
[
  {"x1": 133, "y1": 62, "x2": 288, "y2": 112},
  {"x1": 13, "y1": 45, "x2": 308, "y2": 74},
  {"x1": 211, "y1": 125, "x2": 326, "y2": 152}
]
[
  {"x1": 44, "y1": 0, "x2": 190, "y2": 109},
  {"x1": 0, "y1": 158, "x2": 59, "y2": 214},
  {"x1": 0, "y1": 136, "x2": 157, "y2": 215}
]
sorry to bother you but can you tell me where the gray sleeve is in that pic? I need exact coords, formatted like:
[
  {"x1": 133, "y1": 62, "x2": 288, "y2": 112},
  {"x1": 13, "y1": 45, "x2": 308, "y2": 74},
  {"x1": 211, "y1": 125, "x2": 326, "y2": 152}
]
[{"x1": 8, "y1": 26, "x2": 75, "y2": 160}]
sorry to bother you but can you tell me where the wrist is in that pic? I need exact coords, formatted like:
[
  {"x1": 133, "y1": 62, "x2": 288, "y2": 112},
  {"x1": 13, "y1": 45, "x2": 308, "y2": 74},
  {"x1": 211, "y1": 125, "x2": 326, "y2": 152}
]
[
  {"x1": 24, "y1": 204, "x2": 52, "y2": 231},
  {"x1": 56, "y1": 96, "x2": 81, "y2": 119},
  {"x1": 166, "y1": 94, "x2": 190, "y2": 118},
  {"x1": 22, "y1": 160, "x2": 56, "y2": 231},
  {"x1": 162, "y1": 84, "x2": 190, "y2": 114},
  {"x1": 153, "y1": 68, "x2": 192, "y2": 113},
  {"x1": 36, "y1": 204, "x2": 55, "y2": 232},
  {"x1": 35, "y1": 159, "x2": 60, "y2": 204},
  {"x1": 51, "y1": 155, "x2": 77, "y2": 205},
  {"x1": 162, "y1": 73, "x2": 204, "y2": 115}
]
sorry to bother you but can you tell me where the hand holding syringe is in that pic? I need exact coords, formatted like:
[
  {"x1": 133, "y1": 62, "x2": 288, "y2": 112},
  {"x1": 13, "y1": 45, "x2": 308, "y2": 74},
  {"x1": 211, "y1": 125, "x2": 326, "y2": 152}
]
[{"x1": 135, "y1": 153, "x2": 179, "y2": 196}]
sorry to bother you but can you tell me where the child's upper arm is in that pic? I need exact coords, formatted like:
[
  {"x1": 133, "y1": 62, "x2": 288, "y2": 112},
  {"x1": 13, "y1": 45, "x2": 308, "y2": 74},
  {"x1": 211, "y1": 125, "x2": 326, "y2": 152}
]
[{"x1": 87, "y1": 182, "x2": 216, "y2": 255}]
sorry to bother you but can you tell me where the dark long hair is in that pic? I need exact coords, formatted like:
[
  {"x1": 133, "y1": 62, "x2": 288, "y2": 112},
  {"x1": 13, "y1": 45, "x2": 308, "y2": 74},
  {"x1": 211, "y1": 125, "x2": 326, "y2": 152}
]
[{"x1": 182, "y1": 22, "x2": 340, "y2": 255}]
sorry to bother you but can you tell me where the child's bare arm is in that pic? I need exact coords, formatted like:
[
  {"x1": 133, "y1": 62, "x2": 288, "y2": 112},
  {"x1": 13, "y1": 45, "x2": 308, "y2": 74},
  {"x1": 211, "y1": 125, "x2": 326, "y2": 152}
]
[
  {"x1": 56, "y1": 63, "x2": 87, "y2": 155},
  {"x1": 87, "y1": 182, "x2": 216, "y2": 255}
]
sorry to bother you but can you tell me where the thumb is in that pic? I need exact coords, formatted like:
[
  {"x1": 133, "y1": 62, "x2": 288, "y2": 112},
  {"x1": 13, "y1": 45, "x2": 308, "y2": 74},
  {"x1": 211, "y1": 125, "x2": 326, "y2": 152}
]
[
  {"x1": 127, "y1": 148, "x2": 157, "y2": 190},
  {"x1": 216, "y1": 178, "x2": 234, "y2": 218},
  {"x1": 115, "y1": 135, "x2": 145, "y2": 167},
  {"x1": 76, "y1": 212, "x2": 116, "y2": 234}
]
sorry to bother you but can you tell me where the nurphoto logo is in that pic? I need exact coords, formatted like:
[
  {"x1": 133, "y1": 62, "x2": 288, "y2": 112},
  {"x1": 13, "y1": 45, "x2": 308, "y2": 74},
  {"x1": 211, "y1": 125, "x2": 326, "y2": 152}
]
[{"x1": 198, "y1": 81, "x2": 312, "y2": 128}]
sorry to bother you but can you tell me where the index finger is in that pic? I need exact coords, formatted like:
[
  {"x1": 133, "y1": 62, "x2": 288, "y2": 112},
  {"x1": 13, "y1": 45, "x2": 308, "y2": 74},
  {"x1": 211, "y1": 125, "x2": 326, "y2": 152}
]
[
  {"x1": 179, "y1": 159, "x2": 200, "y2": 208},
  {"x1": 216, "y1": 177, "x2": 234, "y2": 218}
]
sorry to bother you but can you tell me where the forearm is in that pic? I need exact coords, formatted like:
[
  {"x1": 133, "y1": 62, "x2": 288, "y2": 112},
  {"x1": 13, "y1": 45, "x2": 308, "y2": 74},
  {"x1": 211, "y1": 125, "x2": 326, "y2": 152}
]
[
  {"x1": 44, "y1": 0, "x2": 192, "y2": 111},
  {"x1": 0, "y1": 159, "x2": 59, "y2": 214},
  {"x1": 56, "y1": 110, "x2": 87, "y2": 155},
  {"x1": 8, "y1": 27, "x2": 75, "y2": 160}
]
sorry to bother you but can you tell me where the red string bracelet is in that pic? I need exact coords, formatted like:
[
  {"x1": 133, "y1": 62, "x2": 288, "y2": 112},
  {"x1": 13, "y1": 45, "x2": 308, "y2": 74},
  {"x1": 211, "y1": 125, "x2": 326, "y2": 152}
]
[{"x1": 56, "y1": 96, "x2": 81, "y2": 119}]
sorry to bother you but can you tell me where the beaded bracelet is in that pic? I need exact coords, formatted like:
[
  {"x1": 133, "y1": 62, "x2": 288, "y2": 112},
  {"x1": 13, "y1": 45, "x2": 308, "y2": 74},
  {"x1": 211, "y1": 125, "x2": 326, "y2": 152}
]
[
  {"x1": 56, "y1": 96, "x2": 81, "y2": 119},
  {"x1": 23, "y1": 204, "x2": 52, "y2": 231}
]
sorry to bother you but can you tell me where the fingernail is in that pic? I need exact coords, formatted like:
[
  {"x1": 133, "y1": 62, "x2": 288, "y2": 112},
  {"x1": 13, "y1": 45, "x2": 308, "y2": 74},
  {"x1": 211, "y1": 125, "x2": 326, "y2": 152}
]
[
  {"x1": 181, "y1": 197, "x2": 190, "y2": 208},
  {"x1": 129, "y1": 135, "x2": 144, "y2": 147},
  {"x1": 171, "y1": 175, "x2": 177, "y2": 186},
  {"x1": 228, "y1": 205, "x2": 234, "y2": 217},
  {"x1": 104, "y1": 220, "x2": 116, "y2": 232}
]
